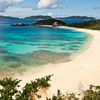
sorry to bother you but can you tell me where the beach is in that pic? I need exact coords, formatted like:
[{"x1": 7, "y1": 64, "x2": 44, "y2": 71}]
[{"x1": 15, "y1": 27, "x2": 100, "y2": 99}]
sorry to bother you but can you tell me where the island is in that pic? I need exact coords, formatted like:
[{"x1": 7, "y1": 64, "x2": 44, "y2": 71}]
[
  {"x1": 0, "y1": 15, "x2": 19, "y2": 20},
  {"x1": 57, "y1": 16, "x2": 95, "y2": 20},
  {"x1": 24, "y1": 15, "x2": 52, "y2": 20},
  {"x1": 66, "y1": 20, "x2": 100, "y2": 30},
  {"x1": 33, "y1": 18, "x2": 67, "y2": 27},
  {"x1": 11, "y1": 19, "x2": 67, "y2": 27}
]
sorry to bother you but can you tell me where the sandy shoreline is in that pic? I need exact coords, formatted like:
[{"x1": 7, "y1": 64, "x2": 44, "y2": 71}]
[{"x1": 15, "y1": 26, "x2": 100, "y2": 98}]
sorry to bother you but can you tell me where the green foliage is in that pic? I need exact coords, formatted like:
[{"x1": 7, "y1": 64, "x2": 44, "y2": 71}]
[
  {"x1": 66, "y1": 20, "x2": 100, "y2": 30},
  {"x1": 0, "y1": 78, "x2": 21, "y2": 100},
  {"x1": 0, "y1": 76, "x2": 100, "y2": 100},
  {"x1": 82, "y1": 85, "x2": 100, "y2": 100},
  {"x1": 46, "y1": 89, "x2": 79, "y2": 100},
  {"x1": 16, "y1": 75, "x2": 53, "y2": 100},
  {"x1": 33, "y1": 19, "x2": 67, "y2": 26},
  {"x1": 36, "y1": 74, "x2": 53, "y2": 88},
  {"x1": 46, "y1": 89, "x2": 67, "y2": 100},
  {"x1": 16, "y1": 80, "x2": 40, "y2": 100},
  {"x1": 0, "y1": 75, "x2": 52, "y2": 100},
  {"x1": 66, "y1": 93, "x2": 79, "y2": 100}
]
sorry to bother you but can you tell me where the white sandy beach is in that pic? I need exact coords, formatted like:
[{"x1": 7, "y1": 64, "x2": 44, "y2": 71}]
[{"x1": 16, "y1": 27, "x2": 100, "y2": 99}]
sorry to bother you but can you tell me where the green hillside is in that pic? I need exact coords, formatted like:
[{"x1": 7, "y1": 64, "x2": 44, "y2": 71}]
[{"x1": 67, "y1": 20, "x2": 100, "y2": 30}]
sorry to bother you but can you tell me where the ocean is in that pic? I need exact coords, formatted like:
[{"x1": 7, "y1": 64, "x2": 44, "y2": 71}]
[{"x1": 0, "y1": 19, "x2": 91, "y2": 74}]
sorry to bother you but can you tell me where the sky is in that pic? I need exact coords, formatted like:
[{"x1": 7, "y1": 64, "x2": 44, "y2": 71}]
[{"x1": 0, "y1": 0, "x2": 100, "y2": 18}]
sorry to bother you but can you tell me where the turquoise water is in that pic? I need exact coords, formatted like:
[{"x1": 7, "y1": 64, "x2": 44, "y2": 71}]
[{"x1": 0, "y1": 21, "x2": 91, "y2": 73}]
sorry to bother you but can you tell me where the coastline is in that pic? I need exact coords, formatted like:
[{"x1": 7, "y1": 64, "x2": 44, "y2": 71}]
[{"x1": 15, "y1": 26, "x2": 100, "y2": 98}]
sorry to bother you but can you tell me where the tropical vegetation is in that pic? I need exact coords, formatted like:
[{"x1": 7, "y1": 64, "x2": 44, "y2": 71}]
[
  {"x1": 0, "y1": 75, "x2": 100, "y2": 100},
  {"x1": 33, "y1": 19, "x2": 67, "y2": 26},
  {"x1": 0, "y1": 75, "x2": 53, "y2": 100},
  {"x1": 66, "y1": 20, "x2": 100, "y2": 30}
]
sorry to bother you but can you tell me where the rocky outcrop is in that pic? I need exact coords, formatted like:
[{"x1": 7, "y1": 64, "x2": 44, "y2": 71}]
[{"x1": 11, "y1": 23, "x2": 30, "y2": 26}]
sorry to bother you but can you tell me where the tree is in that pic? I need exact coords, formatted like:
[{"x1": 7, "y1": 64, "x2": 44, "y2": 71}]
[
  {"x1": 66, "y1": 93, "x2": 79, "y2": 100},
  {"x1": 46, "y1": 89, "x2": 79, "y2": 100},
  {"x1": 36, "y1": 75, "x2": 53, "y2": 88},
  {"x1": 82, "y1": 85, "x2": 100, "y2": 100},
  {"x1": 16, "y1": 75, "x2": 53, "y2": 100},
  {"x1": 46, "y1": 89, "x2": 67, "y2": 100},
  {"x1": 0, "y1": 76, "x2": 100, "y2": 100},
  {"x1": 0, "y1": 78, "x2": 21, "y2": 100},
  {"x1": 16, "y1": 80, "x2": 40, "y2": 100}
]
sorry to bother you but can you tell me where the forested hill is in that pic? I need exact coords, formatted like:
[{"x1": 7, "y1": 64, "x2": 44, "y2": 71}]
[{"x1": 66, "y1": 20, "x2": 100, "y2": 30}]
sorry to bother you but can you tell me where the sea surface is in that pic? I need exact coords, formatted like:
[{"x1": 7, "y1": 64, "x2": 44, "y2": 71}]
[{"x1": 0, "y1": 19, "x2": 91, "y2": 74}]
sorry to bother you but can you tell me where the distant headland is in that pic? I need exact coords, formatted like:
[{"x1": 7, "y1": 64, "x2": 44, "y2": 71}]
[
  {"x1": 1, "y1": 15, "x2": 100, "y2": 30},
  {"x1": 0, "y1": 15, "x2": 97, "y2": 20},
  {"x1": 33, "y1": 19, "x2": 67, "y2": 26},
  {"x1": 11, "y1": 18, "x2": 67, "y2": 27}
]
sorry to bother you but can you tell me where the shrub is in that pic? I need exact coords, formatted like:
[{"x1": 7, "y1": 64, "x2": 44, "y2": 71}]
[{"x1": 0, "y1": 78, "x2": 21, "y2": 100}]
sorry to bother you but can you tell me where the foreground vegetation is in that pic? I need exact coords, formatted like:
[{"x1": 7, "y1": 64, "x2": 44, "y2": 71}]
[
  {"x1": 0, "y1": 75, "x2": 53, "y2": 100},
  {"x1": 0, "y1": 75, "x2": 100, "y2": 100},
  {"x1": 66, "y1": 20, "x2": 100, "y2": 30}
]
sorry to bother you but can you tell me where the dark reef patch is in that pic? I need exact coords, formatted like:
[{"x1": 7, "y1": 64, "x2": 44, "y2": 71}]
[
  {"x1": 8, "y1": 63, "x2": 22, "y2": 69},
  {"x1": 21, "y1": 50, "x2": 72, "y2": 66},
  {"x1": 2, "y1": 55, "x2": 21, "y2": 62},
  {"x1": 0, "y1": 47, "x2": 9, "y2": 55}
]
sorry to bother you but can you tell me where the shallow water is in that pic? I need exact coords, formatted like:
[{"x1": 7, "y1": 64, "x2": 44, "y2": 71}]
[{"x1": 0, "y1": 20, "x2": 91, "y2": 73}]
